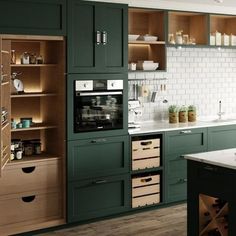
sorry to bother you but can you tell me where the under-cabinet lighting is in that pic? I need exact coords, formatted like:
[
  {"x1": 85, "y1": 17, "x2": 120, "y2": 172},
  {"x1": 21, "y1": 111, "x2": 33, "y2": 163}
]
[{"x1": 128, "y1": 44, "x2": 150, "y2": 48}]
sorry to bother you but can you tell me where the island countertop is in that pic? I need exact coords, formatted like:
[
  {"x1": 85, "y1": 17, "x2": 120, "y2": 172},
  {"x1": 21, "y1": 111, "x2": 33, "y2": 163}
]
[{"x1": 184, "y1": 148, "x2": 236, "y2": 170}]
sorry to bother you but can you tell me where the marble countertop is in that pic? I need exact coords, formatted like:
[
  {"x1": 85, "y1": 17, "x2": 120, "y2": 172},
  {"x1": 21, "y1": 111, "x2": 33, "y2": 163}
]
[
  {"x1": 128, "y1": 118, "x2": 236, "y2": 135},
  {"x1": 184, "y1": 148, "x2": 236, "y2": 170}
]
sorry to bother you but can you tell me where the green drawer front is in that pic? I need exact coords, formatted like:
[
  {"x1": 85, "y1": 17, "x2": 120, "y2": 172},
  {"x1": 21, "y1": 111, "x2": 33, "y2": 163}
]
[
  {"x1": 166, "y1": 154, "x2": 187, "y2": 178},
  {"x1": 68, "y1": 136, "x2": 129, "y2": 181},
  {"x1": 165, "y1": 128, "x2": 207, "y2": 155},
  {"x1": 68, "y1": 174, "x2": 130, "y2": 222},
  {"x1": 208, "y1": 125, "x2": 236, "y2": 151},
  {"x1": 166, "y1": 176, "x2": 187, "y2": 203},
  {"x1": 0, "y1": 0, "x2": 66, "y2": 35}
]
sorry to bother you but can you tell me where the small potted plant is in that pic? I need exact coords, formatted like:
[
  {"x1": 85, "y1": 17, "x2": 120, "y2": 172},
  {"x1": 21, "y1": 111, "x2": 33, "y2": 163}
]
[
  {"x1": 168, "y1": 105, "x2": 178, "y2": 123},
  {"x1": 188, "y1": 105, "x2": 196, "y2": 122},
  {"x1": 179, "y1": 105, "x2": 188, "y2": 123}
]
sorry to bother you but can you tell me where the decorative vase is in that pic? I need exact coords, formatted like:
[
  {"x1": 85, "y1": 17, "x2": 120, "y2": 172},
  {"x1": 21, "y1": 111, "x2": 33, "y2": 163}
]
[
  {"x1": 179, "y1": 111, "x2": 188, "y2": 123},
  {"x1": 169, "y1": 112, "x2": 178, "y2": 123},
  {"x1": 188, "y1": 111, "x2": 196, "y2": 122}
]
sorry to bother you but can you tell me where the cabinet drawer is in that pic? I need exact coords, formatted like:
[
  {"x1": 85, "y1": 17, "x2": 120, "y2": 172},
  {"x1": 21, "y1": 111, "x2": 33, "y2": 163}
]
[
  {"x1": 165, "y1": 128, "x2": 207, "y2": 155},
  {"x1": 132, "y1": 138, "x2": 160, "y2": 150},
  {"x1": 0, "y1": 190, "x2": 61, "y2": 226},
  {"x1": 132, "y1": 157, "x2": 160, "y2": 170},
  {"x1": 166, "y1": 155, "x2": 187, "y2": 178},
  {"x1": 166, "y1": 176, "x2": 187, "y2": 203},
  {"x1": 132, "y1": 184, "x2": 160, "y2": 198},
  {"x1": 0, "y1": 159, "x2": 61, "y2": 195},
  {"x1": 68, "y1": 136, "x2": 129, "y2": 180},
  {"x1": 132, "y1": 193, "x2": 160, "y2": 208},
  {"x1": 68, "y1": 174, "x2": 130, "y2": 222},
  {"x1": 132, "y1": 147, "x2": 160, "y2": 160},
  {"x1": 132, "y1": 174, "x2": 160, "y2": 187}
]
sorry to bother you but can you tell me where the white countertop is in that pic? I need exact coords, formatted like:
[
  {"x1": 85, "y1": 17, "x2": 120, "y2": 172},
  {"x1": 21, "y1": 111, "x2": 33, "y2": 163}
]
[
  {"x1": 128, "y1": 118, "x2": 236, "y2": 135},
  {"x1": 184, "y1": 148, "x2": 236, "y2": 170}
]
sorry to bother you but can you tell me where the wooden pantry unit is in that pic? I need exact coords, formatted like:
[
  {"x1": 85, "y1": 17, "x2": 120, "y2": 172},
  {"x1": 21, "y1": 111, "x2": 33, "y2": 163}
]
[{"x1": 0, "y1": 35, "x2": 66, "y2": 235}]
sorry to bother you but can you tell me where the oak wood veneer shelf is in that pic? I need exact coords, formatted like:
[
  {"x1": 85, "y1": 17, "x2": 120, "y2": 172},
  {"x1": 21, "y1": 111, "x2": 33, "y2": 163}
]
[
  {"x1": 11, "y1": 124, "x2": 57, "y2": 132},
  {"x1": 11, "y1": 93, "x2": 57, "y2": 98},
  {"x1": 11, "y1": 64, "x2": 57, "y2": 67},
  {"x1": 129, "y1": 40, "x2": 165, "y2": 45}
]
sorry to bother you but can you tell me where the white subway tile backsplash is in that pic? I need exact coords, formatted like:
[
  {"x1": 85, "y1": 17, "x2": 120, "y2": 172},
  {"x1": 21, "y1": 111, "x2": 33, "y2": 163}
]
[{"x1": 128, "y1": 47, "x2": 236, "y2": 121}]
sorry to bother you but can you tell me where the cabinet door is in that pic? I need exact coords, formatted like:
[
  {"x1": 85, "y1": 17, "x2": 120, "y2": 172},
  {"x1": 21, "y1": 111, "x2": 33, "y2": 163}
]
[
  {"x1": 68, "y1": 135, "x2": 129, "y2": 181},
  {"x1": 0, "y1": 0, "x2": 66, "y2": 35},
  {"x1": 165, "y1": 128, "x2": 208, "y2": 155},
  {"x1": 97, "y1": 3, "x2": 128, "y2": 73},
  {"x1": 68, "y1": 174, "x2": 130, "y2": 222},
  {"x1": 68, "y1": 1, "x2": 127, "y2": 73},
  {"x1": 208, "y1": 125, "x2": 236, "y2": 151}
]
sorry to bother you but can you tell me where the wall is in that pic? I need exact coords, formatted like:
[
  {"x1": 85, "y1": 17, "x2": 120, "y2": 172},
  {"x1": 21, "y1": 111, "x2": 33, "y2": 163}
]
[{"x1": 128, "y1": 47, "x2": 236, "y2": 121}]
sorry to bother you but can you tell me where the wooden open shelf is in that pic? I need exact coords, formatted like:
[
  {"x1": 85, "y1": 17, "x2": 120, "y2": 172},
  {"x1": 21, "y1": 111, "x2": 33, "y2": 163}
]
[
  {"x1": 199, "y1": 194, "x2": 228, "y2": 236},
  {"x1": 168, "y1": 11, "x2": 208, "y2": 45},
  {"x1": 128, "y1": 8, "x2": 166, "y2": 71},
  {"x1": 11, "y1": 123, "x2": 57, "y2": 132},
  {"x1": 11, "y1": 64, "x2": 57, "y2": 67},
  {"x1": 11, "y1": 93, "x2": 57, "y2": 98}
]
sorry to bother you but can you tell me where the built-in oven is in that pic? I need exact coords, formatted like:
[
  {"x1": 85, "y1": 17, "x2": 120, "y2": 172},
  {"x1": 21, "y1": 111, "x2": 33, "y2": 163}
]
[{"x1": 74, "y1": 80, "x2": 123, "y2": 133}]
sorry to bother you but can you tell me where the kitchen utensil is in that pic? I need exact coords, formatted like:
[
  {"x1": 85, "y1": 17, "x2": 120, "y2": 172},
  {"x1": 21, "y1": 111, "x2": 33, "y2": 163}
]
[
  {"x1": 141, "y1": 85, "x2": 149, "y2": 97},
  {"x1": 151, "y1": 92, "x2": 157, "y2": 102}
]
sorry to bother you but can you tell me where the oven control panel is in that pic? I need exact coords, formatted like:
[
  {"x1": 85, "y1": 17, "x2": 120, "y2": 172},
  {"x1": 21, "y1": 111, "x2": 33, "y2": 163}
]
[{"x1": 75, "y1": 80, "x2": 93, "y2": 91}]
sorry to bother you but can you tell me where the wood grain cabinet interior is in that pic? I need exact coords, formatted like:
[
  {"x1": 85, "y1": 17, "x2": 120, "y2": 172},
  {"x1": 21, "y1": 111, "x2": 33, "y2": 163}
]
[{"x1": 0, "y1": 35, "x2": 66, "y2": 236}]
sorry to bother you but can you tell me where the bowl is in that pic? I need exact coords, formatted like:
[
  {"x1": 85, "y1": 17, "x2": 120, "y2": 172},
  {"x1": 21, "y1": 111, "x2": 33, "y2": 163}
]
[
  {"x1": 128, "y1": 34, "x2": 140, "y2": 41},
  {"x1": 137, "y1": 62, "x2": 159, "y2": 71}
]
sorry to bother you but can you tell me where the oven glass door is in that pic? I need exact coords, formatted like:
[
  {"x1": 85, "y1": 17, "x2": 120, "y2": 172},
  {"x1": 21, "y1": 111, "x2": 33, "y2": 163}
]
[{"x1": 74, "y1": 91, "x2": 123, "y2": 132}]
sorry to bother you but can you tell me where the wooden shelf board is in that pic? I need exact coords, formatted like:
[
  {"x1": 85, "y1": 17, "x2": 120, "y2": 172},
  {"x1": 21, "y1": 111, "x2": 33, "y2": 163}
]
[
  {"x1": 11, "y1": 124, "x2": 57, "y2": 132},
  {"x1": 9, "y1": 153, "x2": 61, "y2": 165},
  {"x1": 11, "y1": 93, "x2": 57, "y2": 98},
  {"x1": 1, "y1": 50, "x2": 9, "y2": 54},
  {"x1": 1, "y1": 122, "x2": 9, "y2": 131},
  {"x1": 1, "y1": 81, "x2": 9, "y2": 86},
  {"x1": 129, "y1": 40, "x2": 165, "y2": 45},
  {"x1": 10, "y1": 64, "x2": 57, "y2": 67}
]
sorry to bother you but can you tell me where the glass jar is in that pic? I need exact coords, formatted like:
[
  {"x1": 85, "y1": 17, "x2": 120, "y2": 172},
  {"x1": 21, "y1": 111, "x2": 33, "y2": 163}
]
[
  {"x1": 31, "y1": 139, "x2": 41, "y2": 155},
  {"x1": 11, "y1": 50, "x2": 16, "y2": 64}
]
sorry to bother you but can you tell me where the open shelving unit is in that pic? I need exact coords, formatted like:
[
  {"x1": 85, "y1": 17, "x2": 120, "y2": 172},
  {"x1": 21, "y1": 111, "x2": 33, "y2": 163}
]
[
  {"x1": 128, "y1": 8, "x2": 166, "y2": 71},
  {"x1": 199, "y1": 194, "x2": 228, "y2": 236}
]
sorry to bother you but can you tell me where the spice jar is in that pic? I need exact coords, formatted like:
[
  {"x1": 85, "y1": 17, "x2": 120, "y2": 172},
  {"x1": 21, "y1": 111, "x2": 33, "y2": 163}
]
[
  {"x1": 31, "y1": 139, "x2": 41, "y2": 154},
  {"x1": 29, "y1": 53, "x2": 37, "y2": 64},
  {"x1": 21, "y1": 52, "x2": 30, "y2": 64},
  {"x1": 175, "y1": 30, "x2": 183, "y2": 44},
  {"x1": 36, "y1": 55, "x2": 43, "y2": 64},
  {"x1": 23, "y1": 140, "x2": 34, "y2": 156}
]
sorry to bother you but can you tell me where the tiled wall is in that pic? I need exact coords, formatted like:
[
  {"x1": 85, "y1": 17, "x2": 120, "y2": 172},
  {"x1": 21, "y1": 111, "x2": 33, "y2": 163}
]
[{"x1": 128, "y1": 47, "x2": 236, "y2": 121}]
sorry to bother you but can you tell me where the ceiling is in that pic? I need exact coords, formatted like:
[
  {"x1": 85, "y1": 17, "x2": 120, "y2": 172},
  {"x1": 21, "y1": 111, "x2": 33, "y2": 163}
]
[{"x1": 165, "y1": 0, "x2": 236, "y2": 7}]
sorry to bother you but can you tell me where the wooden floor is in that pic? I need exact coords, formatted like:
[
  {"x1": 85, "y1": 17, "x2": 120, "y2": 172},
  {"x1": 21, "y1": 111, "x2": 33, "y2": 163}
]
[{"x1": 38, "y1": 204, "x2": 187, "y2": 236}]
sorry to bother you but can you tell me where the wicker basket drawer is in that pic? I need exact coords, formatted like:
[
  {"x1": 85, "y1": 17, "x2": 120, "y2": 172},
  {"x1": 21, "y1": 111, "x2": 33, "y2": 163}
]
[
  {"x1": 132, "y1": 139, "x2": 160, "y2": 150},
  {"x1": 132, "y1": 157, "x2": 160, "y2": 170},
  {"x1": 0, "y1": 190, "x2": 61, "y2": 226},
  {"x1": 132, "y1": 174, "x2": 160, "y2": 187},
  {"x1": 132, "y1": 193, "x2": 160, "y2": 208}
]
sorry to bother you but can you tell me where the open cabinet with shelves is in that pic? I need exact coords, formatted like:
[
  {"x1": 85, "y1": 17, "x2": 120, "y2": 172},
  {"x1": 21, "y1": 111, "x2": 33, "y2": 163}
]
[
  {"x1": 128, "y1": 8, "x2": 166, "y2": 71},
  {"x1": 210, "y1": 15, "x2": 236, "y2": 47},
  {"x1": 167, "y1": 11, "x2": 208, "y2": 46},
  {"x1": 0, "y1": 35, "x2": 66, "y2": 236},
  {"x1": 199, "y1": 194, "x2": 228, "y2": 236}
]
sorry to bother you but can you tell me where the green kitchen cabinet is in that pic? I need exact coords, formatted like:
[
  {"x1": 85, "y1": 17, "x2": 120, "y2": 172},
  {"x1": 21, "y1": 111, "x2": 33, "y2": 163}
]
[
  {"x1": 208, "y1": 125, "x2": 236, "y2": 151},
  {"x1": 68, "y1": 135, "x2": 129, "y2": 181},
  {"x1": 68, "y1": 174, "x2": 130, "y2": 222},
  {"x1": 67, "y1": 73, "x2": 128, "y2": 141},
  {"x1": 165, "y1": 128, "x2": 208, "y2": 203},
  {"x1": 67, "y1": 0, "x2": 128, "y2": 74},
  {"x1": 0, "y1": 0, "x2": 66, "y2": 35}
]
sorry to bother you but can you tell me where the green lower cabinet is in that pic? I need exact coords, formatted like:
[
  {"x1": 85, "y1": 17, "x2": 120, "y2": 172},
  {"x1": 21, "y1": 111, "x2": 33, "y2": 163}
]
[
  {"x1": 166, "y1": 154, "x2": 187, "y2": 178},
  {"x1": 68, "y1": 174, "x2": 130, "y2": 222},
  {"x1": 68, "y1": 135, "x2": 129, "y2": 181},
  {"x1": 208, "y1": 125, "x2": 236, "y2": 151},
  {"x1": 166, "y1": 176, "x2": 187, "y2": 203}
]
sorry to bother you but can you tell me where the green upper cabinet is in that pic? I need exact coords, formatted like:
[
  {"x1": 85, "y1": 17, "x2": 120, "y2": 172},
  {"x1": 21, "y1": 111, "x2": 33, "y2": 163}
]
[
  {"x1": 0, "y1": 0, "x2": 66, "y2": 35},
  {"x1": 208, "y1": 125, "x2": 236, "y2": 151},
  {"x1": 68, "y1": 0, "x2": 128, "y2": 74}
]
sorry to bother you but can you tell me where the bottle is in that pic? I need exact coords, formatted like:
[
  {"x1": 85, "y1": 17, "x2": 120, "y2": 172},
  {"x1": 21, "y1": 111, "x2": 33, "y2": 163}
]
[
  {"x1": 203, "y1": 212, "x2": 211, "y2": 227},
  {"x1": 11, "y1": 50, "x2": 16, "y2": 64},
  {"x1": 212, "y1": 198, "x2": 226, "y2": 213}
]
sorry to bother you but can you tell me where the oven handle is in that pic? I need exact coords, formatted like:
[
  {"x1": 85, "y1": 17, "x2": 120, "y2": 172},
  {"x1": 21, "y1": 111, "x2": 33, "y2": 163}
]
[{"x1": 78, "y1": 91, "x2": 123, "y2": 96}]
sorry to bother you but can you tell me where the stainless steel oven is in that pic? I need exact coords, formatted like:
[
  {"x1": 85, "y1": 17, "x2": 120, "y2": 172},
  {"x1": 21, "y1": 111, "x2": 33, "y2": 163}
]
[{"x1": 74, "y1": 80, "x2": 123, "y2": 133}]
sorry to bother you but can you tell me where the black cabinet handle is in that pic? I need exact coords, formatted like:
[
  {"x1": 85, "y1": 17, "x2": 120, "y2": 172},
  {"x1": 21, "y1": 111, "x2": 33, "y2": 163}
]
[
  {"x1": 21, "y1": 195, "x2": 36, "y2": 203},
  {"x1": 93, "y1": 180, "x2": 107, "y2": 184},
  {"x1": 91, "y1": 138, "x2": 107, "y2": 143},
  {"x1": 141, "y1": 177, "x2": 152, "y2": 183},
  {"x1": 140, "y1": 141, "x2": 152, "y2": 146},
  {"x1": 22, "y1": 166, "x2": 36, "y2": 174},
  {"x1": 95, "y1": 31, "x2": 101, "y2": 45}
]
